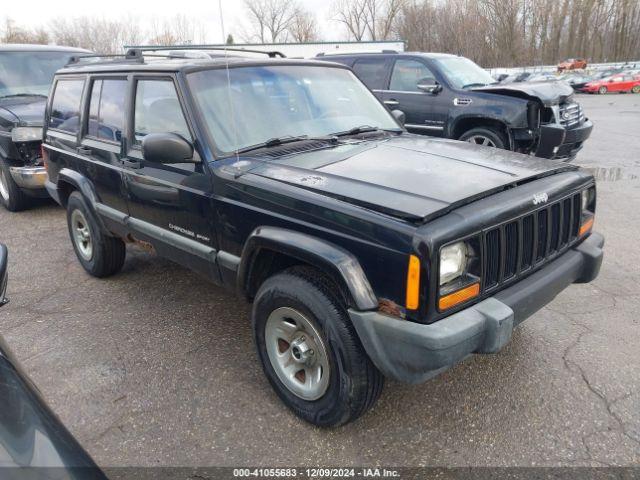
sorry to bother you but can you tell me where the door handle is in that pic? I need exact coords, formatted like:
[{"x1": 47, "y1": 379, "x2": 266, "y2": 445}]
[
  {"x1": 76, "y1": 146, "x2": 92, "y2": 155},
  {"x1": 121, "y1": 159, "x2": 142, "y2": 169},
  {"x1": 384, "y1": 99, "x2": 399, "y2": 106}
]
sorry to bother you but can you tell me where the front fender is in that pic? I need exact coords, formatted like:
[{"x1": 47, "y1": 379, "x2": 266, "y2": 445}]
[{"x1": 238, "y1": 226, "x2": 378, "y2": 311}]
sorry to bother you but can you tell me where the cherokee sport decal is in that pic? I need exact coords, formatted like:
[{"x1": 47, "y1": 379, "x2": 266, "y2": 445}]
[{"x1": 168, "y1": 223, "x2": 211, "y2": 243}]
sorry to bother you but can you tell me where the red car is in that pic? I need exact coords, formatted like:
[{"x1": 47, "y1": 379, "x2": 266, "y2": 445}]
[
  {"x1": 558, "y1": 58, "x2": 587, "y2": 71},
  {"x1": 581, "y1": 74, "x2": 640, "y2": 94}
]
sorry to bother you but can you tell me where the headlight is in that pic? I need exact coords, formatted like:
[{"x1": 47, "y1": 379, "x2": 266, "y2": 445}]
[
  {"x1": 440, "y1": 242, "x2": 467, "y2": 286},
  {"x1": 581, "y1": 188, "x2": 595, "y2": 213},
  {"x1": 11, "y1": 127, "x2": 43, "y2": 142}
]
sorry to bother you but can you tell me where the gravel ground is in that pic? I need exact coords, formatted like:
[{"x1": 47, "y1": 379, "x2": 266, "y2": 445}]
[{"x1": 0, "y1": 93, "x2": 639, "y2": 468}]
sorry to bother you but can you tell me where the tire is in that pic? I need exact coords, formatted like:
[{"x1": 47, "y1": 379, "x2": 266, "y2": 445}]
[
  {"x1": 632, "y1": 85, "x2": 640, "y2": 94},
  {"x1": 598, "y1": 86, "x2": 607, "y2": 94},
  {"x1": 0, "y1": 158, "x2": 30, "y2": 212},
  {"x1": 66, "y1": 191, "x2": 125, "y2": 277},
  {"x1": 252, "y1": 266, "x2": 383, "y2": 427},
  {"x1": 458, "y1": 127, "x2": 507, "y2": 149}
]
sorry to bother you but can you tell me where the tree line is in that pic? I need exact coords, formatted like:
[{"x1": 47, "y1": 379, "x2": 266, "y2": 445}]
[{"x1": 2, "y1": 0, "x2": 639, "y2": 67}]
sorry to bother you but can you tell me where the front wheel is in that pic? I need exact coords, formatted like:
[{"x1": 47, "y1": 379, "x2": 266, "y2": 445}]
[
  {"x1": 0, "y1": 159, "x2": 30, "y2": 212},
  {"x1": 252, "y1": 266, "x2": 383, "y2": 427},
  {"x1": 458, "y1": 127, "x2": 507, "y2": 149},
  {"x1": 66, "y1": 191, "x2": 126, "y2": 277},
  {"x1": 598, "y1": 86, "x2": 607, "y2": 94}
]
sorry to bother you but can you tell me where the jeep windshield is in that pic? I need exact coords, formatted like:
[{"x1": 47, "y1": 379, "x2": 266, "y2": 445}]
[
  {"x1": 432, "y1": 57, "x2": 497, "y2": 90},
  {"x1": 0, "y1": 51, "x2": 77, "y2": 98},
  {"x1": 187, "y1": 65, "x2": 401, "y2": 156}
]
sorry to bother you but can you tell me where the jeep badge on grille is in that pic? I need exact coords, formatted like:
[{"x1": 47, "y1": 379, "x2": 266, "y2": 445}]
[{"x1": 533, "y1": 192, "x2": 549, "y2": 205}]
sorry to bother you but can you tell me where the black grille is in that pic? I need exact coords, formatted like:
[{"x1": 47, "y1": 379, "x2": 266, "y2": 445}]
[{"x1": 481, "y1": 193, "x2": 582, "y2": 292}]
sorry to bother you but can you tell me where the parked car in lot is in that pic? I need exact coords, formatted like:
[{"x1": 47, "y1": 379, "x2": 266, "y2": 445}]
[
  {"x1": 581, "y1": 73, "x2": 640, "y2": 94},
  {"x1": 43, "y1": 49, "x2": 604, "y2": 427},
  {"x1": 559, "y1": 73, "x2": 594, "y2": 91},
  {"x1": 0, "y1": 244, "x2": 106, "y2": 477},
  {"x1": 0, "y1": 44, "x2": 90, "y2": 212},
  {"x1": 557, "y1": 58, "x2": 587, "y2": 71},
  {"x1": 319, "y1": 51, "x2": 593, "y2": 160}
]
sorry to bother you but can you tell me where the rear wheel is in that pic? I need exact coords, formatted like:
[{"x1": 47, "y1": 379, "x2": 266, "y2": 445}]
[
  {"x1": 459, "y1": 127, "x2": 507, "y2": 149},
  {"x1": 0, "y1": 159, "x2": 30, "y2": 212},
  {"x1": 66, "y1": 191, "x2": 126, "y2": 277},
  {"x1": 598, "y1": 86, "x2": 607, "y2": 94},
  {"x1": 252, "y1": 266, "x2": 383, "y2": 427},
  {"x1": 632, "y1": 85, "x2": 640, "y2": 94}
]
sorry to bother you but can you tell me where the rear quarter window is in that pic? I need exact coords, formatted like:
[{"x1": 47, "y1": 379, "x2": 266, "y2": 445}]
[
  {"x1": 352, "y1": 58, "x2": 388, "y2": 90},
  {"x1": 49, "y1": 79, "x2": 85, "y2": 134}
]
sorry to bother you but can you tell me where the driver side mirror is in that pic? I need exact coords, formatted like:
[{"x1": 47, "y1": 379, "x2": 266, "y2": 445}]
[
  {"x1": 417, "y1": 79, "x2": 442, "y2": 94},
  {"x1": 142, "y1": 133, "x2": 195, "y2": 164},
  {"x1": 0, "y1": 244, "x2": 8, "y2": 308},
  {"x1": 391, "y1": 109, "x2": 405, "y2": 126}
]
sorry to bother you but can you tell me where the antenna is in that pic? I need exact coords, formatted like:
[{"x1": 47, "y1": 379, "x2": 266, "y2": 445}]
[{"x1": 218, "y1": 0, "x2": 240, "y2": 162}]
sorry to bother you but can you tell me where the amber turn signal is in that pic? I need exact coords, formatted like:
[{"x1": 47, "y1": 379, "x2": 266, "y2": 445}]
[
  {"x1": 405, "y1": 254, "x2": 421, "y2": 310},
  {"x1": 579, "y1": 217, "x2": 594, "y2": 237},
  {"x1": 439, "y1": 282, "x2": 480, "y2": 311}
]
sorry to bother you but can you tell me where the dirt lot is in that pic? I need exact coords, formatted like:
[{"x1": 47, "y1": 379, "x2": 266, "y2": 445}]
[{"x1": 1, "y1": 93, "x2": 639, "y2": 467}]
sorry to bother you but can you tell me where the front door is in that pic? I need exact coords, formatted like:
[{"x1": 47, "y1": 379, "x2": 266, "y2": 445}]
[
  {"x1": 121, "y1": 76, "x2": 218, "y2": 280},
  {"x1": 380, "y1": 58, "x2": 450, "y2": 136}
]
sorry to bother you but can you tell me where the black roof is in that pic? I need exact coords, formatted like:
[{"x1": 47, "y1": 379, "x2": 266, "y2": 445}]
[{"x1": 0, "y1": 43, "x2": 91, "y2": 53}]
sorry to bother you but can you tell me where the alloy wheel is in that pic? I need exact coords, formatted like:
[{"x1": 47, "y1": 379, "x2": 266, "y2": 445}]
[
  {"x1": 466, "y1": 135, "x2": 497, "y2": 148},
  {"x1": 70, "y1": 209, "x2": 93, "y2": 261},
  {"x1": 0, "y1": 169, "x2": 9, "y2": 202},
  {"x1": 265, "y1": 306, "x2": 330, "y2": 401}
]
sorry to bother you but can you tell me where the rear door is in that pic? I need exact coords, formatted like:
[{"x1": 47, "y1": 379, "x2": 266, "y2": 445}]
[
  {"x1": 350, "y1": 57, "x2": 391, "y2": 103},
  {"x1": 76, "y1": 76, "x2": 129, "y2": 214},
  {"x1": 380, "y1": 58, "x2": 449, "y2": 136},
  {"x1": 121, "y1": 75, "x2": 218, "y2": 280}
]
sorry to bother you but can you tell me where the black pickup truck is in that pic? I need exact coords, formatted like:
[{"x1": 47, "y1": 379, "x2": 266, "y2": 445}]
[
  {"x1": 0, "y1": 44, "x2": 90, "y2": 211},
  {"x1": 319, "y1": 52, "x2": 593, "y2": 160},
  {"x1": 43, "y1": 50, "x2": 604, "y2": 427}
]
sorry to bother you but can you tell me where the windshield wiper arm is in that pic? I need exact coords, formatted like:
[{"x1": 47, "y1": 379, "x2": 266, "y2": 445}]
[
  {"x1": 333, "y1": 125, "x2": 402, "y2": 137},
  {"x1": 461, "y1": 83, "x2": 488, "y2": 89},
  {"x1": 0, "y1": 93, "x2": 48, "y2": 99},
  {"x1": 235, "y1": 134, "x2": 337, "y2": 155}
]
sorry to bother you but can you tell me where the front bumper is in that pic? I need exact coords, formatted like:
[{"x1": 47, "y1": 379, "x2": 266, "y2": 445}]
[
  {"x1": 9, "y1": 166, "x2": 47, "y2": 190},
  {"x1": 349, "y1": 232, "x2": 604, "y2": 384},
  {"x1": 535, "y1": 119, "x2": 593, "y2": 161}
]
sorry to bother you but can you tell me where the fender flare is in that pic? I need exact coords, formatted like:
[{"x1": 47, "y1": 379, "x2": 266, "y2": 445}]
[
  {"x1": 237, "y1": 226, "x2": 378, "y2": 311},
  {"x1": 56, "y1": 168, "x2": 108, "y2": 232}
]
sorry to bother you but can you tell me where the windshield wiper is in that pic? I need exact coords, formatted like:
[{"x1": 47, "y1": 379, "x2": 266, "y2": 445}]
[
  {"x1": 235, "y1": 134, "x2": 338, "y2": 155},
  {"x1": 333, "y1": 125, "x2": 402, "y2": 137},
  {"x1": 461, "y1": 83, "x2": 489, "y2": 89},
  {"x1": 0, "y1": 93, "x2": 48, "y2": 99}
]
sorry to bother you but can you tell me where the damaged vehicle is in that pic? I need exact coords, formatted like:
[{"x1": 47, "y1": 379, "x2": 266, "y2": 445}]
[
  {"x1": 44, "y1": 50, "x2": 604, "y2": 427},
  {"x1": 0, "y1": 44, "x2": 90, "y2": 211},
  {"x1": 319, "y1": 52, "x2": 593, "y2": 160}
]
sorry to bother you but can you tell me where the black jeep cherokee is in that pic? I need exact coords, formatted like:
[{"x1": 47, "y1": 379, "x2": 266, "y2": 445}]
[
  {"x1": 319, "y1": 52, "x2": 593, "y2": 160},
  {"x1": 0, "y1": 44, "x2": 90, "y2": 211},
  {"x1": 43, "y1": 50, "x2": 604, "y2": 427}
]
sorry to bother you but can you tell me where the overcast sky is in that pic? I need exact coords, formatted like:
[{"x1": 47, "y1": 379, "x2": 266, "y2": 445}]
[{"x1": 7, "y1": 0, "x2": 342, "y2": 44}]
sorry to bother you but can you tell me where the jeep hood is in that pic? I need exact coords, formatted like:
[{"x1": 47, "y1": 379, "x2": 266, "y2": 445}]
[
  {"x1": 240, "y1": 135, "x2": 577, "y2": 223},
  {"x1": 472, "y1": 81, "x2": 574, "y2": 107},
  {"x1": 0, "y1": 96, "x2": 46, "y2": 126}
]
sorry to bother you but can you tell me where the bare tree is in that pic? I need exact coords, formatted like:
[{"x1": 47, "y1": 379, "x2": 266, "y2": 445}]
[
  {"x1": 148, "y1": 14, "x2": 206, "y2": 46},
  {"x1": 333, "y1": 0, "x2": 369, "y2": 41},
  {"x1": 1, "y1": 17, "x2": 50, "y2": 44},
  {"x1": 333, "y1": 0, "x2": 405, "y2": 41},
  {"x1": 243, "y1": 0, "x2": 299, "y2": 43},
  {"x1": 288, "y1": 7, "x2": 320, "y2": 42}
]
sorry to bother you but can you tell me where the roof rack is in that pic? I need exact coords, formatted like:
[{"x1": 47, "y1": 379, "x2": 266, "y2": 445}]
[
  {"x1": 66, "y1": 49, "x2": 145, "y2": 65},
  {"x1": 316, "y1": 49, "x2": 398, "y2": 57},
  {"x1": 125, "y1": 45, "x2": 286, "y2": 58}
]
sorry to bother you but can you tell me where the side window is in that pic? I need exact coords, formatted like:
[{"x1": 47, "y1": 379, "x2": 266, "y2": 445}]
[
  {"x1": 87, "y1": 79, "x2": 127, "y2": 142},
  {"x1": 134, "y1": 79, "x2": 191, "y2": 144},
  {"x1": 389, "y1": 60, "x2": 436, "y2": 92},
  {"x1": 49, "y1": 79, "x2": 84, "y2": 133},
  {"x1": 352, "y1": 58, "x2": 388, "y2": 90}
]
